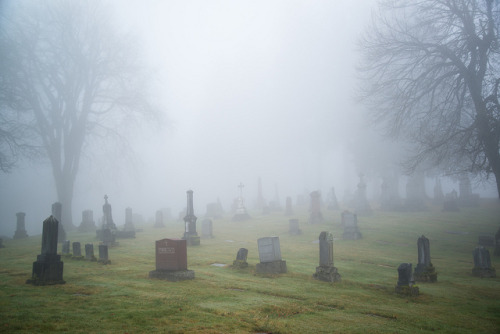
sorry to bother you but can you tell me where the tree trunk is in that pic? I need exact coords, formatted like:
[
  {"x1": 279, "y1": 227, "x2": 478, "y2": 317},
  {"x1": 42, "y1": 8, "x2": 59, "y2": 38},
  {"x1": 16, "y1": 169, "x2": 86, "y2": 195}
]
[{"x1": 53, "y1": 169, "x2": 76, "y2": 231}]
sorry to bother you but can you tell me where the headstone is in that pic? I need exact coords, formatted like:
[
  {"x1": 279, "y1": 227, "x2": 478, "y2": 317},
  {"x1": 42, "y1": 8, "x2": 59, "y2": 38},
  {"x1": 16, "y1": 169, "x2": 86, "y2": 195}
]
[
  {"x1": 201, "y1": 219, "x2": 214, "y2": 238},
  {"x1": 61, "y1": 240, "x2": 70, "y2": 255},
  {"x1": 313, "y1": 231, "x2": 341, "y2": 282},
  {"x1": 149, "y1": 238, "x2": 195, "y2": 281},
  {"x1": 101, "y1": 195, "x2": 116, "y2": 230},
  {"x1": 395, "y1": 263, "x2": 419, "y2": 296},
  {"x1": 380, "y1": 174, "x2": 401, "y2": 211},
  {"x1": 154, "y1": 210, "x2": 165, "y2": 228},
  {"x1": 352, "y1": 174, "x2": 372, "y2": 216},
  {"x1": 284, "y1": 197, "x2": 293, "y2": 216},
  {"x1": 78, "y1": 210, "x2": 96, "y2": 232},
  {"x1": 182, "y1": 190, "x2": 200, "y2": 246},
  {"x1": 288, "y1": 219, "x2": 302, "y2": 235},
  {"x1": 458, "y1": 175, "x2": 480, "y2": 207},
  {"x1": 309, "y1": 191, "x2": 323, "y2": 224},
  {"x1": 256, "y1": 237, "x2": 287, "y2": 274},
  {"x1": 232, "y1": 248, "x2": 248, "y2": 268},
  {"x1": 326, "y1": 187, "x2": 339, "y2": 210},
  {"x1": 85, "y1": 243, "x2": 96, "y2": 261},
  {"x1": 52, "y1": 202, "x2": 67, "y2": 242},
  {"x1": 341, "y1": 211, "x2": 362, "y2": 240},
  {"x1": 13, "y1": 212, "x2": 29, "y2": 239},
  {"x1": 494, "y1": 226, "x2": 500, "y2": 256},
  {"x1": 98, "y1": 244, "x2": 110, "y2": 264},
  {"x1": 72, "y1": 242, "x2": 83, "y2": 259},
  {"x1": 442, "y1": 190, "x2": 460, "y2": 212},
  {"x1": 413, "y1": 235, "x2": 437, "y2": 282},
  {"x1": 404, "y1": 173, "x2": 427, "y2": 211},
  {"x1": 472, "y1": 246, "x2": 496, "y2": 277},
  {"x1": 26, "y1": 216, "x2": 65, "y2": 285},
  {"x1": 233, "y1": 183, "x2": 250, "y2": 221}
]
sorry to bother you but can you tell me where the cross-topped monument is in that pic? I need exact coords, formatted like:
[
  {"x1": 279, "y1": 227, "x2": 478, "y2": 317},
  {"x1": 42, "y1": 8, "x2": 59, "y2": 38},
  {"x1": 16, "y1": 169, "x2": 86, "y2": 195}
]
[{"x1": 233, "y1": 182, "x2": 250, "y2": 221}]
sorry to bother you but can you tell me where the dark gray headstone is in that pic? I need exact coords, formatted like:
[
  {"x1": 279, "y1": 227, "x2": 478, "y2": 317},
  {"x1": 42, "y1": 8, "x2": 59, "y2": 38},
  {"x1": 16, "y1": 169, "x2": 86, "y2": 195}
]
[
  {"x1": 85, "y1": 243, "x2": 95, "y2": 261},
  {"x1": 397, "y1": 263, "x2": 414, "y2": 286},
  {"x1": 62, "y1": 240, "x2": 70, "y2": 255},
  {"x1": 414, "y1": 235, "x2": 437, "y2": 282},
  {"x1": 232, "y1": 248, "x2": 249, "y2": 269},
  {"x1": 313, "y1": 231, "x2": 341, "y2": 282},
  {"x1": 472, "y1": 246, "x2": 496, "y2": 277},
  {"x1": 27, "y1": 216, "x2": 65, "y2": 285},
  {"x1": 72, "y1": 242, "x2": 82, "y2": 257},
  {"x1": 98, "y1": 244, "x2": 110, "y2": 264}
]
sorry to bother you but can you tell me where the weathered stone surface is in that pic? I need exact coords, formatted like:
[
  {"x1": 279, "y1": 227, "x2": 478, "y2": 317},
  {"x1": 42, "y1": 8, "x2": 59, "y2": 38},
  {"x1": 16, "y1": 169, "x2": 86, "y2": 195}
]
[
  {"x1": 183, "y1": 190, "x2": 200, "y2": 245},
  {"x1": 61, "y1": 240, "x2": 70, "y2": 255},
  {"x1": 256, "y1": 260, "x2": 287, "y2": 274},
  {"x1": 414, "y1": 235, "x2": 437, "y2": 283},
  {"x1": 78, "y1": 210, "x2": 96, "y2": 232},
  {"x1": 98, "y1": 244, "x2": 111, "y2": 264},
  {"x1": 85, "y1": 243, "x2": 96, "y2": 261},
  {"x1": 395, "y1": 263, "x2": 418, "y2": 296},
  {"x1": 155, "y1": 239, "x2": 187, "y2": 271},
  {"x1": 258, "y1": 237, "x2": 282, "y2": 263},
  {"x1": 313, "y1": 231, "x2": 341, "y2": 282},
  {"x1": 472, "y1": 246, "x2": 496, "y2": 278},
  {"x1": 13, "y1": 212, "x2": 29, "y2": 239},
  {"x1": 201, "y1": 219, "x2": 214, "y2": 238},
  {"x1": 232, "y1": 248, "x2": 248, "y2": 268},
  {"x1": 313, "y1": 265, "x2": 341, "y2": 282},
  {"x1": 341, "y1": 211, "x2": 362, "y2": 240},
  {"x1": 27, "y1": 216, "x2": 65, "y2": 285},
  {"x1": 72, "y1": 242, "x2": 83, "y2": 259}
]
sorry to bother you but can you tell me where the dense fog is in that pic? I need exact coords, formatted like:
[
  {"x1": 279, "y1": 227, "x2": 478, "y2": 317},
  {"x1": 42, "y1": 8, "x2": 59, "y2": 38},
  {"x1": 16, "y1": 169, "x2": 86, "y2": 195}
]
[{"x1": 0, "y1": 0, "x2": 497, "y2": 236}]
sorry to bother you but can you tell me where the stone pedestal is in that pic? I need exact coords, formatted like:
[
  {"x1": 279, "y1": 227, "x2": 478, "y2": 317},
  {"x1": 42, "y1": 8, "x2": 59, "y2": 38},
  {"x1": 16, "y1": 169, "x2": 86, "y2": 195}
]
[
  {"x1": 13, "y1": 212, "x2": 29, "y2": 239},
  {"x1": 27, "y1": 216, "x2": 65, "y2": 285},
  {"x1": 313, "y1": 265, "x2": 341, "y2": 282},
  {"x1": 256, "y1": 260, "x2": 287, "y2": 274}
]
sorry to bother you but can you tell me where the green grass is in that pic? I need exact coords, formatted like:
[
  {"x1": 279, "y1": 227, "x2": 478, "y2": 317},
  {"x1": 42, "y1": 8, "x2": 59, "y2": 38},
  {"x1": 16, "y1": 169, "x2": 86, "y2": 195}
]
[{"x1": 1, "y1": 200, "x2": 500, "y2": 333}]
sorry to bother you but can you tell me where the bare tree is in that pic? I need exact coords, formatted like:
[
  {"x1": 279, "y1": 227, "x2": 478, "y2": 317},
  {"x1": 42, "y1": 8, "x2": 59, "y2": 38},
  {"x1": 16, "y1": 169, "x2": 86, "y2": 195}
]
[
  {"x1": 358, "y1": 0, "x2": 500, "y2": 197},
  {"x1": 0, "y1": 1, "x2": 161, "y2": 228}
]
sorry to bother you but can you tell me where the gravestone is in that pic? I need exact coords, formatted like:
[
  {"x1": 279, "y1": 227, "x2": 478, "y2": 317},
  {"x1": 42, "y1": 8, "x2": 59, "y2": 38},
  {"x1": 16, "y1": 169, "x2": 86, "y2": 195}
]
[
  {"x1": 256, "y1": 237, "x2": 287, "y2": 274},
  {"x1": 78, "y1": 210, "x2": 96, "y2": 232},
  {"x1": 61, "y1": 240, "x2": 70, "y2": 255},
  {"x1": 72, "y1": 242, "x2": 83, "y2": 259},
  {"x1": 413, "y1": 235, "x2": 437, "y2": 282},
  {"x1": 494, "y1": 226, "x2": 500, "y2": 256},
  {"x1": 284, "y1": 196, "x2": 293, "y2": 216},
  {"x1": 85, "y1": 243, "x2": 96, "y2": 261},
  {"x1": 341, "y1": 211, "x2": 362, "y2": 240},
  {"x1": 201, "y1": 219, "x2": 214, "y2": 238},
  {"x1": 233, "y1": 183, "x2": 250, "y2": 221},
  {"x1": 149, "y1": 238, "x2": 195, "y2": 281},
  {"x1": 13, "y1": 212, "x2": 29, "y2": 239},
  {"x1": 353, "y1": 175, "x2": 372, "y2": 216},
  {"x1": 232, "y1": 248, "x2": 249, "y2": 268},
  {"x1": 309, "y1": 191, "x2": 324, "y2": 224},
  {"x1": 182, "y1": 190, "x2": 200, "y2": 246},
  {"x1": 442, "y1": 190, "x2": 460, "y2": 212},
  {"x1": 326, "y1": 187, "x2": 339, "y2": 210},
  {"x1": 288, "y1": 219, "x2": 302, "y2": 235},
  {"x1": 395, "y1": 263, "x2": 419, "y2": 296},
  {"x1": 26, "y1": 216, "x2": 65, "y2": 285},
  {"x1": 98, "y1": 244, "x2": 110, "y2": 264},
  {"x1": 458, "y1": 175, "x2": 480, "y2": 207},
  {"x1": 404, "y1": 173, "x2": 427, "y2": 211},
  {"x1": 313, "y1": 231, "x2": 341, "y2": 282},
  {"x1": 154, "y1": 210, "x2": 165, "y2": 228},
  {"x1": 52, "y1": 202, "x2": 67, "y2": 242},
  {"x1": 472, "y1": 246, "x2": 496, "y2": 278}
]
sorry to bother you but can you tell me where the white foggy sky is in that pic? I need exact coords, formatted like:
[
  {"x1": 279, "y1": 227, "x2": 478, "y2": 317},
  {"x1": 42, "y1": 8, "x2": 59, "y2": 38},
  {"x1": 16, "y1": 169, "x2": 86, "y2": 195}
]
[{"x1": 1, "y1": 1, "x2": 496, "y2": 235}]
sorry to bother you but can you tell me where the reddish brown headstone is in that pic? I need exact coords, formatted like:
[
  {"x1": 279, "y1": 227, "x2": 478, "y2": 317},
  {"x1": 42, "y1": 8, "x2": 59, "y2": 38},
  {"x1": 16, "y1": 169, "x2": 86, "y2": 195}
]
[{"x1": 155, "y1": 238, "x2": 187, "y2": 271}]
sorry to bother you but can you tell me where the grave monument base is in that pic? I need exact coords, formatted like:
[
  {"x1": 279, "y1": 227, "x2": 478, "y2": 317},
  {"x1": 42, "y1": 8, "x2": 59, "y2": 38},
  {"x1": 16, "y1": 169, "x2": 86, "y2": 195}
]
[
  {"x1": 472, "y1": 267, "x2": 496, "y2": 278},
  {"x1": 232, "y1": 259, "x2": 248, "y2": 269},
  {"x1": 414, "y1": 264, "x2": 437, "y2": 282},
  {"x1": 13, "y1": 230, "x2": 28, "y2": 239},
  {"x1": 256, "y1": 260, "x2": 287, "y2": 274},
  {"x1": 27, "y1": 255, "x2": 65, "y2": 286},
  {"x1": 395, "y1": 285, "x2": 419, "y2": 296},
  {"x1": 183, "y1": 235, "x2": 200, "y2": 246},
  {"x1": 149, "y1": 269, "x2": 195, "y2": 281},
  {"x1": 313, "y1": 265, "x2": 341, "y2": 282}
]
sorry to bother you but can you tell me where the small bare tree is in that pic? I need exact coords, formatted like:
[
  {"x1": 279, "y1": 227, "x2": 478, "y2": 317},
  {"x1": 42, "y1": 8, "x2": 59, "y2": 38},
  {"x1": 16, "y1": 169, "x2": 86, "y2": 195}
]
[
  {"x1": 358, "y1": 0, "x2": 500, "y2": 197},
  {"x1": 0, "y1": 1, "x2": 161, "y2": 227}
]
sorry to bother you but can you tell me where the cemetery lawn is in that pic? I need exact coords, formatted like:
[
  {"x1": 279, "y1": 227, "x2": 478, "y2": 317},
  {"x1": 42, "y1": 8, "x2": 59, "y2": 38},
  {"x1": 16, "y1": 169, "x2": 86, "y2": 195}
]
[{"x1": 1, "y1": 201, "x2": 500, "y2": 333}]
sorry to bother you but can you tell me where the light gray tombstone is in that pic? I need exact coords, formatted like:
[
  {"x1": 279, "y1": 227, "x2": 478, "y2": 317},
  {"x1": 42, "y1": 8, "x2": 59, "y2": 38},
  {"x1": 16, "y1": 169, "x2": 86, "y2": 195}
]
[
  {"x1": 72, "y1": 242, "x2": 82, "y2": 258},
  {"x1": 472, "y1": 246, "x2": 496, "y2": 277},
  {"x1": 85, "y1": 243, "x2": 96, "y2": 261},
  {"x1": 201, "y1": 219, "x2": 214, "y2": 238},
  {"x1": 13, "y1": 212, "x2": 29, "y2": 239},
  {"x1": 27, "y1": 216, "x2": 65, "y2": 285},
  {"x1": 78, "y1": 210, "x2": 96, "y2": 232},
  {"x1": 313, "y1": 231, "x2": 341, "y2": 282},
  {"x1": 288, "y1": 219, "x2": 302, "y2": 235},
  {"x1": 341, "y1": 211, "x2": 362, "y2": 240},
  {"x1": 61, "y1": 240, "x2": 70, "y2": 255},
  {"x1": 256, "y1": 237, "x2": 287, "y2": 274},
  {"x1": 395, "y1": 263, "x2": 419, "y2": 296},
  {"x1": 414, "y1": 235, "x2": 437, "y2": 282}
]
